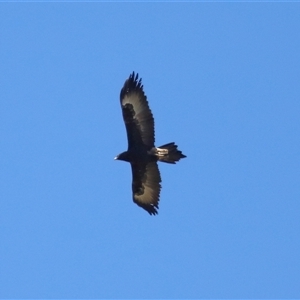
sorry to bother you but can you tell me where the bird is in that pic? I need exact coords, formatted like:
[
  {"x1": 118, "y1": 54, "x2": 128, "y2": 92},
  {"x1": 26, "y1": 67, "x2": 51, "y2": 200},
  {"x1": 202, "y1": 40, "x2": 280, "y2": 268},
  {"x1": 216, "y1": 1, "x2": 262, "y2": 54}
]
[{"x1": 115, "y1": 72, "x2": 186, "y2": 215}]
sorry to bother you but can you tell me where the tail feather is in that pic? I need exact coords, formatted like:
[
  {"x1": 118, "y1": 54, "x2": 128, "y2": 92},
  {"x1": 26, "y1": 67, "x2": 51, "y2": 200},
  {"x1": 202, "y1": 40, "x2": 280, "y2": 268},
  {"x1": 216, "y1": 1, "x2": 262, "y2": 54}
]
[{"x1": 155, "y1": 142, "x2": 186, "y2": 164}]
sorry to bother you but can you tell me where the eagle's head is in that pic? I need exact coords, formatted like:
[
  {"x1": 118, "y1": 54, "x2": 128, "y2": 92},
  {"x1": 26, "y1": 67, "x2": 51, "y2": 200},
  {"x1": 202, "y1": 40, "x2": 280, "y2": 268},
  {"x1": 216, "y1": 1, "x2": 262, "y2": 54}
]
[{"x1": 114, "y1": 151, "x2": 131, "y2": 162}]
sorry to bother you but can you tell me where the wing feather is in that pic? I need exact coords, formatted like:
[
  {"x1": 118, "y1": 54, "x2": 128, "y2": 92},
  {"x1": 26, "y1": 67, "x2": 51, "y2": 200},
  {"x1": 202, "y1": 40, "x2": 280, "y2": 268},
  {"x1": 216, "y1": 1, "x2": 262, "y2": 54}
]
[
  {"x1": 131, "y1": 161, "x2": 161, "y2": 215},
  {"x1": 120, "y1": 72, "x2": 155, "y2": 148}
]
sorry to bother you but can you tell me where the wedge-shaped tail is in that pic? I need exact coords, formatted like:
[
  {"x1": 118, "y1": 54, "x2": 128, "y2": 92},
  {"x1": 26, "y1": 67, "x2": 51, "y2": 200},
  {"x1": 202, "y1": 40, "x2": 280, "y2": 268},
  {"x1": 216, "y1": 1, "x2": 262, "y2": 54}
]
[{"x1": 152, "y1": 142, "x2": 186, "y2": 164}]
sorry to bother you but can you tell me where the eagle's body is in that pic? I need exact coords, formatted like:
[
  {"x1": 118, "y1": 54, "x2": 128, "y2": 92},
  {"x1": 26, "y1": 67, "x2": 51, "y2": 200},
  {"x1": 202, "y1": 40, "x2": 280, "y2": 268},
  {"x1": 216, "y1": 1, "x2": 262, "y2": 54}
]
[{"x1": 115, "y1": 72, "x2": 186, "y2": 215}]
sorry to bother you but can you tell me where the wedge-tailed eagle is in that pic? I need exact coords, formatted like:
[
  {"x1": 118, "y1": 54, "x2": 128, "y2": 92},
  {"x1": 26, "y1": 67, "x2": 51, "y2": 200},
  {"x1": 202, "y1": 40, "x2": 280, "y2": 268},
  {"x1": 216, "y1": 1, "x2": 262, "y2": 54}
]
[{"x1": 115, "y1": 72, "x2": 186, "y2": 215}]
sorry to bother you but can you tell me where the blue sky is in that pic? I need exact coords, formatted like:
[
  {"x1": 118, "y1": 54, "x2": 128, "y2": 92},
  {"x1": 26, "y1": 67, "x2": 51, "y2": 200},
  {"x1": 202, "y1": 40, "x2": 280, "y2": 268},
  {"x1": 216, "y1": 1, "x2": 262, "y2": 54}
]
[{"x1": 1, "y1": 3, "x2": 300, "y2": 298}]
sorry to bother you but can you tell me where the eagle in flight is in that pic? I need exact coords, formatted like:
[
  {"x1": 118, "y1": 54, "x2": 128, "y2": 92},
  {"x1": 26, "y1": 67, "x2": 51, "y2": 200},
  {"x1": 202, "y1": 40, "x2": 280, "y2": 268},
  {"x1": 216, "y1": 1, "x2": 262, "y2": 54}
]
[{"x1": 115, "y1": 72, "x2": 186, "y2": 215}]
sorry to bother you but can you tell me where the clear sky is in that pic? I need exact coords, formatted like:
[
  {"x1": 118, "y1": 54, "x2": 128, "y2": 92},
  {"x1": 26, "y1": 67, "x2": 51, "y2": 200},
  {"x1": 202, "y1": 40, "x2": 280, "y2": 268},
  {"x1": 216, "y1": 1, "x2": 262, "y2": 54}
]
[{"x1": 1, "y1": 3, "x2": 300, "y2": 298}]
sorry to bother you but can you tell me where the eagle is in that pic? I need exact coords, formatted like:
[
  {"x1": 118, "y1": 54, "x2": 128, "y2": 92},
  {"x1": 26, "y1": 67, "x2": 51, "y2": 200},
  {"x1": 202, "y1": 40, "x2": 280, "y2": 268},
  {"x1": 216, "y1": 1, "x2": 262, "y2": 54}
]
[{"x1": 115, "y1": 72, "x2": 186, "y2": 215}]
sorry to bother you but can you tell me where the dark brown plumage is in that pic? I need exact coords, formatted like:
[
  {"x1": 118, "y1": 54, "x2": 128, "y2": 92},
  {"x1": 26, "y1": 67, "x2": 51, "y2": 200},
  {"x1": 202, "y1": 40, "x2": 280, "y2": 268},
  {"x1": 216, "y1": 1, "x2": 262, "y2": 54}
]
[{"x1": 115, "y1": 72, "x2": 186, "y2": 215}]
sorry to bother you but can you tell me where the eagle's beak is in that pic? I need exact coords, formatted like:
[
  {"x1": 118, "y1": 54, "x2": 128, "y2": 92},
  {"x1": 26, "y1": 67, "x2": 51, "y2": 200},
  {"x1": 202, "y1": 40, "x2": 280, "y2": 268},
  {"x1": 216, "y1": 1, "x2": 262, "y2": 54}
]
[{"x1": 114, "y1": 156, "x2": 118, "y2": 160}]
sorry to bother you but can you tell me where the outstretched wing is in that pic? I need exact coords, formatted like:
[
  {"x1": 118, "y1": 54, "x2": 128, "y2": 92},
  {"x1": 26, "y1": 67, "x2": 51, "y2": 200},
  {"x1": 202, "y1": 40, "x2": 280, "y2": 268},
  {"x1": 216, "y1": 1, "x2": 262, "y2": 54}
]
[
  {"x1": 120, "y1": 72, "x2": 155, "y2": 148},
  {"x1": 131, "y1": 161, "x2": 161, "y2": 215}
]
